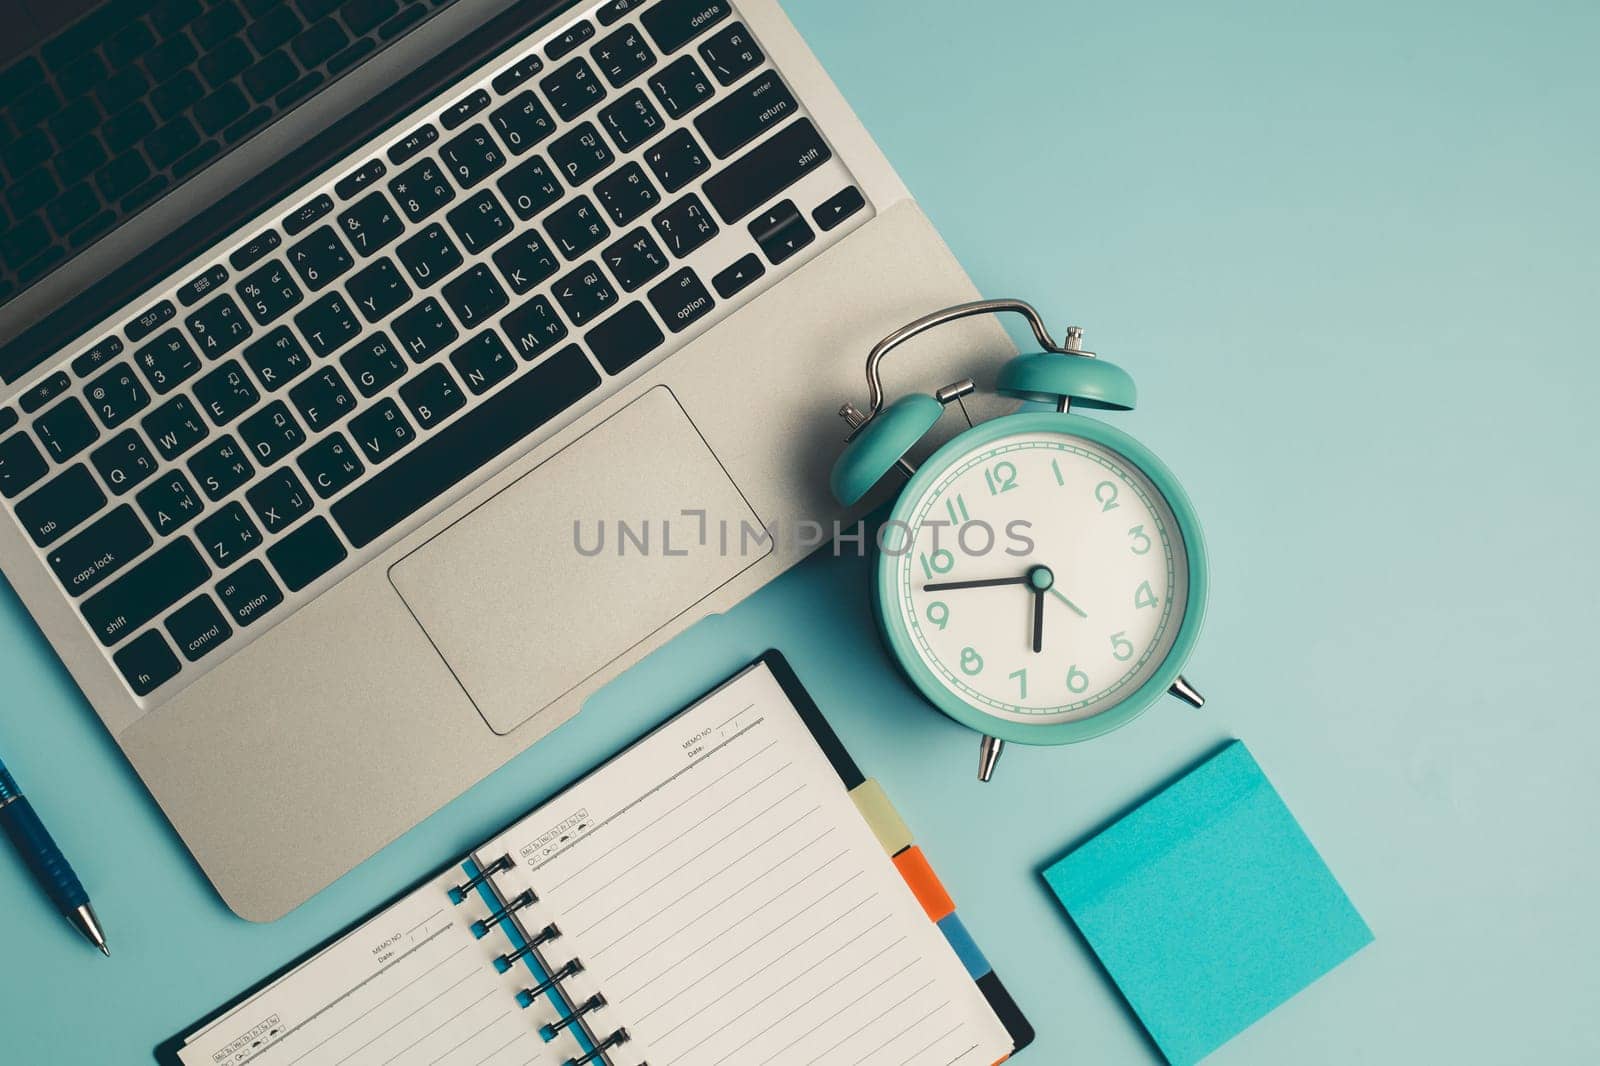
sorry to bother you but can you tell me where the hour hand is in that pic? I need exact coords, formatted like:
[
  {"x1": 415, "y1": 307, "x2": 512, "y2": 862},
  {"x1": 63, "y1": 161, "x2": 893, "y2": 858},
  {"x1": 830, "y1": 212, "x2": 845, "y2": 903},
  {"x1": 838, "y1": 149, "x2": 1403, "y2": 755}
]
[{"x1": 922, "y1": 576, "x2": 1030, "y2": 592}]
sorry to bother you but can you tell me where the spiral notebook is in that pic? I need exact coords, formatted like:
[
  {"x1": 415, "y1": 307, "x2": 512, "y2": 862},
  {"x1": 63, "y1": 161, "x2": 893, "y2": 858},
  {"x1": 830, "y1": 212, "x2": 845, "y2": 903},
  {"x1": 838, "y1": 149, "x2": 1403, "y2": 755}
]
[{"x1": 160, "y1": 652, "x2": 1032, "y2": 1066}]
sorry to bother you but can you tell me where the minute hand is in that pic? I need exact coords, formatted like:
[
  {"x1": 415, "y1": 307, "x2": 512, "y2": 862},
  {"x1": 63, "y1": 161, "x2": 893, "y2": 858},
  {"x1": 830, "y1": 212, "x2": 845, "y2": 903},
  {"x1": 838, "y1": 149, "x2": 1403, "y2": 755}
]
[{"x1": 922, "y1": 576, "x2": 1031, "y2": 592}]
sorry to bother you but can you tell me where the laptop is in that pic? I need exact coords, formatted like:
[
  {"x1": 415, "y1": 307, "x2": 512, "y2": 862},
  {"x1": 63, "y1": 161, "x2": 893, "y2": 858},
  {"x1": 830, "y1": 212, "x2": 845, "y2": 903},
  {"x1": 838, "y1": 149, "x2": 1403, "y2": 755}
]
[{"x1": 0, "y1": 0, "x2": 1014, "y2": 921}]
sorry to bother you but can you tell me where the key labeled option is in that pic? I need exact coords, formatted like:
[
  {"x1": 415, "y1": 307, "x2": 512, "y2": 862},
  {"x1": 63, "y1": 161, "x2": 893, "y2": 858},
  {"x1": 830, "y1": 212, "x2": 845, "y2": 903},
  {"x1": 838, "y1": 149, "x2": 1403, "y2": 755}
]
[
  {"x1": 647, "y1": 268, "x2": 714, "y2": 333},
  {"x1": 216, "y1": 560, "x2": 283, "y2": 627}
]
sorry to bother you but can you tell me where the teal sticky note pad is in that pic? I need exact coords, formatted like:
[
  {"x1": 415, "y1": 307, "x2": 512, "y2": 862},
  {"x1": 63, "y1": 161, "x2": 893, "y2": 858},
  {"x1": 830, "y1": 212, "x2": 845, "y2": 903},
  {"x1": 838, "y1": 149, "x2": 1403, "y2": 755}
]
[{"x1": 1043, "y1": 742, "x2": 1372, "y2": 1065}]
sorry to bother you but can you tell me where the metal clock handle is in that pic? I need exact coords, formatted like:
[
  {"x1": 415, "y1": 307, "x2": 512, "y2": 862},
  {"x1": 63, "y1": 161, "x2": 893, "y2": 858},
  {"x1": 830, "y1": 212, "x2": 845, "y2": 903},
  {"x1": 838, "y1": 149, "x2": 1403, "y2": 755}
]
[{"x1": 840, "y1": 299, "x2": 1094, "y2": 434}]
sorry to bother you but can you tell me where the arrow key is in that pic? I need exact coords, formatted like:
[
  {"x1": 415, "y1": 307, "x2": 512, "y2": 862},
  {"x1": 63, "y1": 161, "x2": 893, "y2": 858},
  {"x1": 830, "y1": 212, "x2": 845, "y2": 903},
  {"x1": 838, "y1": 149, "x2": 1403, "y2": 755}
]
[
  {"x1": 712, "y1": 253, "x2": 764, "y2": 299},
  {"x1": 747, "y1": 198, "x2": 814, "y2": 266},
  {"x1": 813, "y1": 185, "x2": 865, "y2": 231}
]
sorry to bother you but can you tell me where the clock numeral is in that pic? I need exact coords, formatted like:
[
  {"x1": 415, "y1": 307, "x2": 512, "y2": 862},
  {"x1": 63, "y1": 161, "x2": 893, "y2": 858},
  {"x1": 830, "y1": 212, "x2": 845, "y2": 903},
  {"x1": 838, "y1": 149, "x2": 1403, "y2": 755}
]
[
  {"x1": 1128, "y1": 524, "x2": 1152, "y2": 555},
  {"x1": 1008, "y1": 667, "x2": 1027, "y2": 698},
  {"x1": 1135, "y1": 580, "x2": 1158, "y2": 610},
  {"x1": 1066, "y1": 665, "x2": 1089, "y2": 694},
  {"x1": 1095, "y1": 480, "x2": 1120, "y2": 512},
  {"x1": 944, "y1": 494, "x2": 969, "y2": 525},
  {"x1": 926, "y1": 601, "x2": 949, "y2": 630},
  {"x1": 984, "y1": 461, "x2": 1018, "y2": 496},
  {"x1": 960, "y1": 647, "x2": 983, "y2": 676},
  {"x1": 1110, "y1": 631, "x2": 1134, "y2": 661},
  {"x1": 919, "y1": 549, "x2": 954, "y2": 578}
]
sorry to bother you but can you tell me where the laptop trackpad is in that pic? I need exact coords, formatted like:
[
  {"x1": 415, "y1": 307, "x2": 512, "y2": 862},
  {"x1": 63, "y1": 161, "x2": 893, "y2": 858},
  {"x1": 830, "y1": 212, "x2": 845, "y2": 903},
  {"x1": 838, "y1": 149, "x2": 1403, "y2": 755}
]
[{"x1": 388, "y1": 387, "x2": 767, "y2": 735}]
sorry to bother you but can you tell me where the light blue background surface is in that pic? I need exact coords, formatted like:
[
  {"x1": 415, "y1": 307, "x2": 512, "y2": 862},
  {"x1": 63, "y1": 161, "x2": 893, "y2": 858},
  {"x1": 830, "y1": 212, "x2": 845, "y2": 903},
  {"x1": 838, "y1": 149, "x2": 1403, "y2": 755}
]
[{"x1": 3, "y1": 0, "x2": 1599, "y2": 1061}]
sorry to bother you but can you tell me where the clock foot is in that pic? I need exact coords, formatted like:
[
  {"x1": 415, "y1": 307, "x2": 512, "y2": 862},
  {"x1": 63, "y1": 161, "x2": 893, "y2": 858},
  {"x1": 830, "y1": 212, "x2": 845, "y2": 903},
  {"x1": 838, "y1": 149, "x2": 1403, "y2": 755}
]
[
  {"x1": 1169, "y1": 675, "x2": 1205, "y2": 709},
  {"x1": 978, "y1": 735, "x2": 1005, "y2": 782}
]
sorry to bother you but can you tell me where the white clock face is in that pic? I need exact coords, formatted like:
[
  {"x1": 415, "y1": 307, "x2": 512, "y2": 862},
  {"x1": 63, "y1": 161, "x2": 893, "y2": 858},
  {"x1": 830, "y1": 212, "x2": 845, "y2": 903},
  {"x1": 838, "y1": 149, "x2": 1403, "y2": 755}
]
[{"x1": 887, "y1": 430, "x2": 1189, "y2": 724}]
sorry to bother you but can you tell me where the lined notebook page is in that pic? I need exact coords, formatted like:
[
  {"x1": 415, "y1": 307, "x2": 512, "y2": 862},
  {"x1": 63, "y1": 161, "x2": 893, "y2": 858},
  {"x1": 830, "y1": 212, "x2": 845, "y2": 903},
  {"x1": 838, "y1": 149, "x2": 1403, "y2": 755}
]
[
  {"x1": 177, "y1": 871, "x2": 577, "y2": 1066},
  {"x1": 476, "y1": 662, "x2": 1011, "y2": 1066}
]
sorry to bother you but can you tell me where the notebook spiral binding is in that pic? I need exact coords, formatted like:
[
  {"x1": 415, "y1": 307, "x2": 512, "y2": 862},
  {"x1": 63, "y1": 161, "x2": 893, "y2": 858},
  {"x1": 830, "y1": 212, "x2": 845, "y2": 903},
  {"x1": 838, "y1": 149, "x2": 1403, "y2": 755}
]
[{"x1": 449, "y1": 854, "x2": 641, "y2": 1066}]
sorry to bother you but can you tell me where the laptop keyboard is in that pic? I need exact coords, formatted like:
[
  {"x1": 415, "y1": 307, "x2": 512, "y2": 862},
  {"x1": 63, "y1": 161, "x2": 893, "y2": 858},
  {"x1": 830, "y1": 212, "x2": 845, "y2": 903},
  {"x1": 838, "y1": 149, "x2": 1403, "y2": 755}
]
[
  {"x1": 0, "y1": 0, "x2": 871, "y2": 703},
  {"x1": 0, "y1": 0, "x2": 470, "y2": 306}
]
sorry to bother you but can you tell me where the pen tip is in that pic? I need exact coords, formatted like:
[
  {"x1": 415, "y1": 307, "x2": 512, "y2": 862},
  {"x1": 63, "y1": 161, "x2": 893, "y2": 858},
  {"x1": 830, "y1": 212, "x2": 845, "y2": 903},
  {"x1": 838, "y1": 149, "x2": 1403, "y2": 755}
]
[{"x1": 100, "y1": 943, "x2": 111, "y2": 957}]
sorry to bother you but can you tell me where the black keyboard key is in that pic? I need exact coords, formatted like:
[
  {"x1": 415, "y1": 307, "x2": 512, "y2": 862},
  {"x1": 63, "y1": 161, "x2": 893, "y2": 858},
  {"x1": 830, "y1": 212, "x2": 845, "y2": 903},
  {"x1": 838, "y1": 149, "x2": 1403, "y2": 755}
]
[
  {"x1": 246, "y1": 465, "x2": 312, "y2": 533},
  {"x1": 293, "y1": 18, "x2": 349, "y2": 68},
  {"x1": 651, "y1": 193, "x2": 717, "y2": 258},
  {"x1": 540, "y1": 57, "x2": 606, "y2": 122},
  {"x1": 55, "y1": 135, "x2": 108, "y2": 186},
  {"x1": 294, "y1": 292, "x2": 361, "y2": 357},
  {"x1": 399, "y1": 363, "x2": 464, "y2": 430},
  {"x1": 184, "y1": 293, "x2": 254, "y2": 359},
  {"x1": 247, "y1": 2, "x2": 303, "y2": 51},
  {"x1": 194, "y1": 502, "x2": 261, "y2": 568},
  {"x1": 489, "y1": 91, "x2": 555, "y2": 155},
  {"x1": 193, "y1": 1, "x2": 247, "y2": 48},
  {"x1": 0, "y1": 219, "x2": 51, "y2": 274},
  {"x1": 178, "y1": 145, "x2": 218, "y2": 179},
  {"x1": 603, "y1": 227, "x2": 668, "y2": 291},
  {"x1": 448, "y1": 330, "x2": 515, "y2": 395},
  {"x1": 236, "y1": 259, "x2": 304, "y2": 324},
  {"x1": 496, "y1": 156, "x2": 562, "y2": 221},
  {"x1": 188, "y1": 434, "x2": 254, "y2": 500},
  {"x1": 584, "y1": 300, "x2": 663, "y2": 375},
  {"x1": 94, "y1": 153, "x2": 152, "y2": 204},
  {"x1": 349, "y1": 398, "x2": 414, "y2": 464},
  {"x1": 15, "y1": 464, "x2": 105, "y2": 546},
  {"x1": 648, "y1": 55, "x2": 713, "y2": 119},
  {"x1": 749, "y1": 197, "x2": 814, "y2": 264},
  {"x1": 177, "y1": 264, "x2": 231, "y2": 308},
  {"x1": 333, "y1": 158, "x2": 387, "y2": 201},
  {"x1": 165, "y1": 593, "x2": 233, "y2": 660},
  {"x1": 193, "y1": 360, "x2": 260, "y2": 426},
  {"x1": 145, "y1": 118, "x2": 202, "y2": 169},
  {"x1": 242, "y1": 52, "x2": 298, "y2": 102},
  {"x1": 143, "y1": 35, "x2": 198, "y2": 83},
  {"x1": 136, "y1": 469, "x2": 204, "y2": 534},
  {"x1": 332, "y1": 344, "x2": 600, "y2": 547},
  {"x1": 287, "y1": 225, "x2": 352, "y2": 290},
  {"x1": 102, "y1": 104, "x2": 157, "y2": 156},
  {"x1": 337, "y1": 191, "x2": 403, "y2": 256},
  {"x1": 440, "y1": 88, "x2": 490, "y2": 131},
  {"x1": 106, "y1": 21, "x2": 158, "y2": 67},
  {"x1": 194, "y1": 83, "x2": 250, "y2": 135},
  {"x1": 277, "y1": 72, "x2": 324, "y2": 112},
  {"x1": 0, "y1": 433, "x2": 49, "y2": 497},
  {"x1": 695, "y1": 70, "x2": 796, "y2": 158},
  {"x1": 297, "y1": 431, "x2": 363, "y2": 496},
  {"x1": 814, "y1": 185, "x2": 865, "y2": 231},
  {"x1": 641, "y1": 0, "x2": 729, "y2": 53},
  {"x1": 441, "y1": 263, "x2": 508, "y2": 329},
  {"x1": 703, "y1": 118, "x2": 832, "y2": 224},
  {"x1": 142, "y1": 395, "x2": 209, "y2": 460},
  {"x1": 545, "y1": 195, "x2": 609, "y2": 259},
  {"x1": 289, "y1": 366, "x2": 356, "y2": 431},
  {"x1": 391, "y1": 296, "x2": 457, "y2": 362},
  {"x1": 597, "y1": 0, "x2": 647, "y2": 26},
  {"x1": 216, "y1": 559, "x2": 282, "y2": 626},
  {"x1": 388, "y1": 158, "x2": 454, "y2": 221},
  {"x1": 95, "y1": 64, "x2": 149, "y2": 111},
  {"x1": 444, "y1": 190, "x2": 513, "y2": 255},
  {"x1": 643, "y1": 128, "x2": 709, "y2": 193},
  {"x1": 127, "y1": 301, "x2": 178, "y2": 343},
  {"x1": 346, "y1": 257, "x2": 412, "y2": 321},
  {"x1": 342, "y1": 334, "x2": 406, "y2": 397},
  {"x1": 552, "y1": 260, "x2": 616, "y2": 326},
  {"x1": 113, "y1": 629, "x2": 181, "y2": 694},
  {"x1": 34, "y1": 398, "x2": 101, "y2": 462},
  {"x1": 599, "y1": 89, "x2": 664, "y2": 153},
  {"x1": 549, "y1": 122, "x2": 613, "y2": 185},
  {"x1": 591, "y1": 25, "x2": 655, "y2": 90},
  {"x1": 267, "y1": 515, "x2": 346, "y2": 591},
  {"x1": 500, "y1": 294, "x2": 566, "y2": 359},
  {"x1": 340, "y1": 0, "x2": 396, "y2": 35},
  {"x1": 387, "y1": 123, "x2": 438, "y2": 165},
  {"x1": 0, "y1": 409, "x2": 16, "y2": 434},
  {"x1": 230, "y1": 230, "x2": 281, "y2": 271},
  {"x1": 394, "y1": 222, "x2": 461, "y2": 288},
  {"x1": 440, "y1": 124, "x2": 506, "y2": 188},
  {"x1": 244, "y1": 326, "x2": 313, "y2": 390},
  {"x1": 47, "y1": 505, "x2": 152, "y2": 597},
  {"x1": 491, "y1": 230, "x2": 559, "y2": 294},
  {"x1": 19, "y1": 372, "x2": 71, "y2": 414},
  {"x1": 44, "y1": 184, "x2": 98, "y2": 239},
  {"x1": 490, "y1": 53, "x2": 543, "y2": 95},
  {"x1": 239, "y1": 400, "x2": 305, "y2": 465},
  {"x1": 546, "y1": 19, "x2": 595, "y2": 60},
  {"x1": 594, "y1": 162, "x2": 660, "y2": 226},
  {"x1": 151, "y1": 70, "x2": 204, "y2": 122},
  {"x1": 90, "y1": 430, "x2": 159, "y2": 494},
  {"x1": 698, "y1": 21, "x2": 762, "y2": 85},
  {"x1": 85, "y1": 364, "x2": 151, "y2": 430},
  {"x1": 151, "y1": 0, "x2": 204, "y2": 36},
  {"x1": 198, "y1": 36, "x2": 253, "y2": 88},
  {"x1": 648, "y1": 267, "x2": 714, "y2": 333},
  {"x1": 377, "y1": 5, "x2": 424, "y2": 41}
]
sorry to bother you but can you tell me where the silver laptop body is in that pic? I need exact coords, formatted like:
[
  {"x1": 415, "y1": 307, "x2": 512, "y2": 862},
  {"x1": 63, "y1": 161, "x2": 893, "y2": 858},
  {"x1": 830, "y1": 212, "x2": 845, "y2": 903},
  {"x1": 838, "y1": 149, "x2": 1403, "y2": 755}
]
[{"x1": 0, "y1": 0, "x2": 1012, "y2": 920}]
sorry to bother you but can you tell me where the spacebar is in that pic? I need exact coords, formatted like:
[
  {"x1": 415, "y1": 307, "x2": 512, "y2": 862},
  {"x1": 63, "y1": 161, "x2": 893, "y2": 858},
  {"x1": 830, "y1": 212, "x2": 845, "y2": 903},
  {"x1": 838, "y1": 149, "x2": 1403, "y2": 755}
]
[{"x1": 332, "y1": 344, "x2": 601, "y2": 549}]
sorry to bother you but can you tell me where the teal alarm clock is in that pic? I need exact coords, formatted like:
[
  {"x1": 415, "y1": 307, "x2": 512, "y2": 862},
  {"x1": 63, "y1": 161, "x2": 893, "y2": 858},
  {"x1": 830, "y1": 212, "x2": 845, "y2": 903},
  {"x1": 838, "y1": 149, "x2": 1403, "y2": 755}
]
[{"x1": 830, "y1": 300, "x2": 1208, "y2": 781}]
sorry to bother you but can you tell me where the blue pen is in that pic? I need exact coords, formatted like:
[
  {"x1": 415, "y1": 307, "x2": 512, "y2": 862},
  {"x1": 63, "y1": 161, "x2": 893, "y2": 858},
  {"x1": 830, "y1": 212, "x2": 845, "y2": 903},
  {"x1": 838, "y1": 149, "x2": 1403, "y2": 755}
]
[{"x1": 0, "y1": 756, "x2": 109, "y2": 956}]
